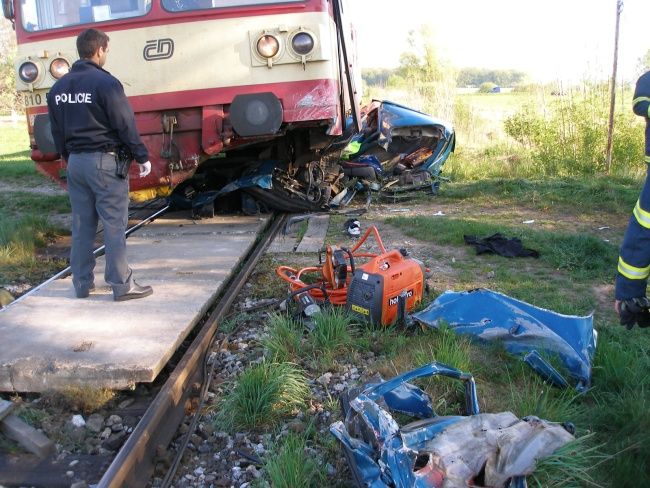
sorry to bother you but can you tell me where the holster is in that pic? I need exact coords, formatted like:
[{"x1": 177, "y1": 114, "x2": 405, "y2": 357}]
[{"x1": 115, "y1": 147, "x2": 133, "y2": 179}]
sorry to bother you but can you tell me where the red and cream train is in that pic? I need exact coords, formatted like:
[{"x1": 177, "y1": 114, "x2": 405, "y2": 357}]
[{"x1": 3, "y1": 0, "x2": 361, "y2": 208}]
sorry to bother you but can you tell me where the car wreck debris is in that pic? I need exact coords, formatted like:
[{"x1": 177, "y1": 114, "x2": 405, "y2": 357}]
[
  {"x1": 170, "y1": 101, "x2": 455, "y2": 215},
  {"x1": 413, "y1": 289, "x2": 597, "y2": 391},
  {"x1": 330, "y1": 362, "x2": 576, "y2": 488}
]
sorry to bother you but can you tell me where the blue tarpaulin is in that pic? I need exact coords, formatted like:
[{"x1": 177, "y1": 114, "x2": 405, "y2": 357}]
[{"x1": 413, "y1": 289, "x2": 597, "y2": 391}]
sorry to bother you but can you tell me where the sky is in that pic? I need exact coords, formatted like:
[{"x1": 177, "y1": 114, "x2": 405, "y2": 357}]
[{"x1": 346, "y1": 0, "x2": 650, "y2": 84}]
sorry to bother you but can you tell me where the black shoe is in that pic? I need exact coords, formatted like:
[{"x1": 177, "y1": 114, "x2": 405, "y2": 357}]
[
  {"x1": 114, "y1": 282, "x2": 153, "y2": 302},
  {"x1": 619, "y1": 297, "x2": 650, "y2": 330},
  {"x1": 76, "y1": 283, "x2": 96, "y2": 299}
]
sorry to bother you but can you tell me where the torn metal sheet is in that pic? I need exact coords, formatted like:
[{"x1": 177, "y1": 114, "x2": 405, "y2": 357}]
[
  {"x1": 413, "y1": 289, "x2": 597, "y2": 391},
  {"x1": 331, "y1": 362, "x2": 575, "y2": 488},
  {"x1": 340, "y1": 100, "x2": 455, "y2": 203},
  {"x1": 170, "y1": 100, "x2": 455, "y2": 213},
  {"x1": 410, "y1": 413, "x2": 575, "y2": 488},
  {"x1": 211, "y1": 161, "x2": 274, "y2": 194},
  {"x1": 374, "y1": 101, "x2": 455, "y2": 176}
]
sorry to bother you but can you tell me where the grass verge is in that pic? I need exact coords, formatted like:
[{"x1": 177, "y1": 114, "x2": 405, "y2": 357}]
[
  {"x1": 529, "y1": 435, "x2": 608, "y2": 488},
  {"x1": 382, "y1": 207, "x2": 649, "y2": 486},
  {"x1": 263, "y1": 313, "x2": 303, "y2": 363},
  {"x1": 0, "y1": 123, "x2": 69, "y2": 285},
  {"x1": 1, "y1": 192, "x2": 70, "y2": 217},
  {"x1": 439, "y1": 172, "x2": 639, "y2": 217},
  {"x1": 0, "y1": 124, "x2": 37, "y2": 182},
  {"x1": 387, "y1": 215, "x2": 617, "y2": 283},
  {"x1": 0, "y1": 214, "x2": 68, "y2": 283}
]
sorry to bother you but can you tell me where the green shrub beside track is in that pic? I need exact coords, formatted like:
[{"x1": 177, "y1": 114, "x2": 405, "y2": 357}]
[{"x1": 214, "y1": 361, "x2": 309, "y2": 432}]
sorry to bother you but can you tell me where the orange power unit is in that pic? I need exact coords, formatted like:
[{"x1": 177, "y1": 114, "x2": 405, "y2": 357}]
[{"x1": 346, "y1": 249, "x2": 425, "y2": 326}]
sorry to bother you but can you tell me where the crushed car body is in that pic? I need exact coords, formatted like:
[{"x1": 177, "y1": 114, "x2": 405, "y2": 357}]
[
  {"x1": 413, "y1": 289, "x2": 597, "y2": 391},
  {"x1": 339, "y1": 100, "x2": 455, "y2": 203},
  {"x1": 330, "y1": 362, "x2": 576, "y2": 488},
  {"x1": 170, "y1": 101, "x2": 455, "y2": 214}
]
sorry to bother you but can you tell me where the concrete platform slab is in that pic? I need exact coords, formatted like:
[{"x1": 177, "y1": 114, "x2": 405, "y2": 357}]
[
  {"x1": 295, "y1": 214, "x2": 329, "y2": 253},
  {"x1": 0, "y1": 212, "x2": 270, "y2": 392}
]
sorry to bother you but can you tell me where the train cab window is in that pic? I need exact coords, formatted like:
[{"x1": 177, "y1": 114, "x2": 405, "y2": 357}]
[
  {"x1": 21, "y1": 0, "x2": 151, "y2": 31},
  {"x1": 163, "y1": 0, "x2": 303, "y2": 13}
]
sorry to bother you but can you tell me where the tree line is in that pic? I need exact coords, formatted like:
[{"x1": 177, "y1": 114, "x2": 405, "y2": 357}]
[
  {"x1": 362, "y1": 66, "x2": 527, "y2": 88},
  {"x1": 456, "y1": 67, "x2": 527, "y2": 87}
]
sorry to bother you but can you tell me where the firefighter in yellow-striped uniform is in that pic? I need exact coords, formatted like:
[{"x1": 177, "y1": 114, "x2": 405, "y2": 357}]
[{"x1": 615, "y1": 70, "x2": 650, "y2": 328}]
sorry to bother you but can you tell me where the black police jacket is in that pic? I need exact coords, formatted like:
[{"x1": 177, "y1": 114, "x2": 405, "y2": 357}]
[
  {"x1": 47, "y1": 59, "x2": 148, "y2": 164},
  {"x1": 633, "y1": 71, "x2": 650, "y2": 160}
]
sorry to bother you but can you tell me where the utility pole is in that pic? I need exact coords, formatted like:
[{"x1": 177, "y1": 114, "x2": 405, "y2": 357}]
[{"x1": 606, "y1": 0, "x2": 623, "y2": 174}]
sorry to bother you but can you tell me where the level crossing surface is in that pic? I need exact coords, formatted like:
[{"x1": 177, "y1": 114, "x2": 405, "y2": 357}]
[{"x1": 0, "y1": 212, "x2": 270, "y2": 392}]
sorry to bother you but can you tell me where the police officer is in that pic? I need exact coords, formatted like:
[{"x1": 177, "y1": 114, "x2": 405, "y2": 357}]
[
  {"x1": 615, "y1": 70, "x2": 650, "y2": 328},
  {"x1": 48, "y1": 28, "x2": 153, "y2": 301}
]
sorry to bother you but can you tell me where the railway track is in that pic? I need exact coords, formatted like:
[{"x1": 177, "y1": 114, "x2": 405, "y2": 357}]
[{"x1": 0, "y1": 209, "x2": 286, "y2": 487}]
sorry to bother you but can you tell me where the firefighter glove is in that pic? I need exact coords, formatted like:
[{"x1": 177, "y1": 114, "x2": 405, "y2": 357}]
[{"x1": 618, "y1": 296, "x2": 650, "y2": 330}]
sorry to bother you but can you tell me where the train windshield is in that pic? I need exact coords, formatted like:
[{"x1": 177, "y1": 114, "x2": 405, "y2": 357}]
[
  {"x1": 163, "y1": 0, "x2": 303, "y2": 13},
  {"x1": 20, "y1": 0, "x2": 151, "y2": 31}
]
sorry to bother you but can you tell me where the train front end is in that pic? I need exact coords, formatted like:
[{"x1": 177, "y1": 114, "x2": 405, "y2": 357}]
[{"x1": 4, "y1": 0, "x2": 357, "y2": 205}]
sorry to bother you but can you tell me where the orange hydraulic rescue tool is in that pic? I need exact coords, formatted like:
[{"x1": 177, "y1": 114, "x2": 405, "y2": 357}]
[{"x1": 276, "y1": 225, "x2": 426, "y2": 326}]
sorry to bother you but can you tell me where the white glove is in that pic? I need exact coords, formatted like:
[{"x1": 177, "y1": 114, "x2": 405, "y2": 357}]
[{"x1": 139, "y1": 161, "x2": 151, "y2": 178}]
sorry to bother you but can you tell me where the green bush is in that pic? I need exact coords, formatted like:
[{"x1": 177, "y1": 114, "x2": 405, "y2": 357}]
[
  {"x1": 310, "y1": 308, "x2": 355, "y2": 354},
  {"x1": 504, "y1": 91, "x2": 644, "y2": 176},
  {"x1": 264, "y1": 433, "x2": 323, "y2": 488},
  {"x1": 478, "y1": 82, "x2": 498, "y2": 93},
  {"x1": 263, "y1": 313, "x2": 303, "y2": 362},
  {"x1": 214, "y1": 361, "x2": 309, "y2": 431}
]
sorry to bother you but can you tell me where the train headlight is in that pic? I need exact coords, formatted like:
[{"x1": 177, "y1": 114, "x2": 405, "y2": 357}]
[
  {"x1": 291, "y1": 32, "x2": 314, "y2": 56},
  {"x1": 230, "y1": 93, "x2": 283, "y2": 137},
  {"x1": 18, "y1": 61, "x2": 39, "y2": 83},
  {"x1": 256, "y1": 35, "x2": 279, "y2": 58},
  {"x1": 49, "y1": 58, "x2": 70, "y2": 79}
]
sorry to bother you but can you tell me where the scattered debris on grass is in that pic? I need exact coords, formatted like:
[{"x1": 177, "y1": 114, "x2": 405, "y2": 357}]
[
  {"x1": 331, "y1": 362, "x2": 576, "y2": 488},
  {"x1": 414, "y1": 289, "x2": 597, "y2": 390}
]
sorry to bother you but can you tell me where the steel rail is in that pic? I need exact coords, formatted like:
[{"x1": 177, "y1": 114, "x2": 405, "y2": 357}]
[
  {"x1": 98, "y1": 212, "x2": 287, "y2": 488},
  {"x1": 1, "y1": 204, "x2": 170, "y2": 310}
]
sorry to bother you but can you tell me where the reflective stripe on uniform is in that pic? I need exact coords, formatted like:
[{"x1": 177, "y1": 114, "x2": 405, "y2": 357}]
[
  {"x1": 646, "y1": 155, "x2": 650, "y2": 163},
  {"x1": 618, "y1": 256, "x2": 650, "y2": 280},
  {"x1": 633, "y1": 199, "x2": 650, "y2": 228},
  {"x1": 633, "y1": 96, "x2": 650, "y2": 106}
]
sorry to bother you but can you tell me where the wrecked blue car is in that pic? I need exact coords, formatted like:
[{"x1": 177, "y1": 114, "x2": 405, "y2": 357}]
[
  {"x1": 170, "y1": 101, "x2": 455, "y2": 215},
  {"x1": 413, "y1": 289, "x2": 597, "y2": 391},
  {"x1": 331, "y1": 362, "x2": 576, "y2": 488},
  {"x1": 337, "y1": 100, "x2": 455, "y2": 204}
]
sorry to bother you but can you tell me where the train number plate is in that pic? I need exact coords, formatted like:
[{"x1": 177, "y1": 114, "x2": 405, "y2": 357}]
[{"x1": 24, "y1": 91, "x2": 48, "y2": 107}]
